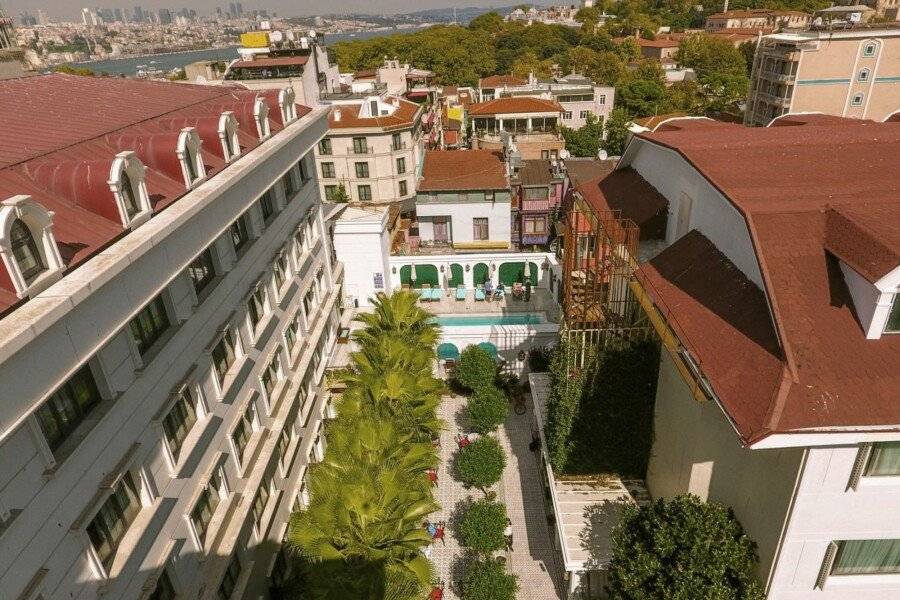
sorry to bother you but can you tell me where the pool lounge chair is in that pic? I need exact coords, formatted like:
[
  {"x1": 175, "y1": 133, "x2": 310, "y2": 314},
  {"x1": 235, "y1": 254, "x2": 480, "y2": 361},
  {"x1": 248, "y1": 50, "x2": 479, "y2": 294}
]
[
  {"x1": 494, "y1": 284, "x2": 506, "y2": 300},
  {"x1": 475, "y1": 286, "x2": 486, "y2": 301},
  {"x1": 430, "y1": 287, "x2": 443, "y2": 301},
  {"x1": 455, "y1": 285, "x2": 467, "y2": 301},
  {"x1": 420, "y1": 284, "x2": 432, "y2": 301}
]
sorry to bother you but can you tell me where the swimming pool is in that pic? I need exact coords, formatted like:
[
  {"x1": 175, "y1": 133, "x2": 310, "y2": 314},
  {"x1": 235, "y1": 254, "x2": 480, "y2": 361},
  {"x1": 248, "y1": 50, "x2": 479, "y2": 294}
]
[{"x1": 432, "y1": 314, "x2": 544, "y2": 326}]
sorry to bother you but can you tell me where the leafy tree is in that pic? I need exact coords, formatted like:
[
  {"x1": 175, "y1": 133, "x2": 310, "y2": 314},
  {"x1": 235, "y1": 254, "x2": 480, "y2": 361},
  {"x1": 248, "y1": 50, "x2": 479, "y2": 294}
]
[
  {"x1": 614, "y1": 37, "x2": 641, "y2": 62},
  {"x1": 575, "y1": 6, "x2": 601, "y2": 32},
  {"x1": 462, "y1": 558, "x2": 518, "y2": 600},
  {"x1": 466, "y1": 386, "x2": 509, "y2": 434},
  {"x1": 608, "y1": 495, "x2": 765, "y2": 600},
  {"x1": 561, "y1": 113, "x2": 605, "y2": 158},
  {"x1": 510, "y1": 50, "x2": 552, "y2": 79},
  {"x1": 579, "y1": 31, "x2": 616, "y2": 53},
  {"x1": 468, "y1": 12, "x2": 504, "y2": 35},
  {"x1": 456, "y1": 345, "x2": 496, "y2": 392},
  {"x1": 456, "y1": 436, "x2": 506, "y2": 492},
  {"x1": 458, "y1": 499, "x2": 508, "y2": 554},
  {"x1": 544, "y1": 336, "x2": 587, "y2": 472},
  {"x1": 602, "y1": 108, "x2": 632, "y2": 156},
  {"x1": 664, "y1": 80, "x2": 707, "y2": 114},
  {"x1": 567, "y1": 47, "x2": 625, "y2": 86},
  {"x1": 738, "y1": 40, "x2": 757, "y2": 76},
  {"x1": 54, "y1": 64, "x2": 96, "y2": 77},
  {"x1": 617, "y1": 60, "x2": 668, "y2": 117},
  {"x1": 676, "y1": 34, "x2": 749, "y2": 111}
]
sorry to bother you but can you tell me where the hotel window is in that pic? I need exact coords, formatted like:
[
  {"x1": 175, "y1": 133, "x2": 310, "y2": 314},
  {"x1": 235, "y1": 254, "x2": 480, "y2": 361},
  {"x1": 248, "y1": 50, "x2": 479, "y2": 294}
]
[
  {"x1": 162, "y1": 387, "x2": 199, "y2": 463},
  {"x1": 273, "y1": 252, "x2": 288, "y2": 291},
  {"x1": 129, "y1": 295, "x2": 171, "y2": 357},
  {"x1": 35, "y1": 364, "x2": 103, "y2": 454},
  {"x1": 87, "y1": 471, "x2": 142, "y2": 570},
  {"x1": 851, "y1": 93, "x2": 864, "y2": 106},
  {"x1": 148, "y1": 569, "x2": 176, "y2": 600},
  {"x1": 318, "y1": 138, "x2": 332, "y2": 155},
  {"x1": 218, "y1": 554, "x2": 241, "y2": 600},
  {"x1": 396, "y1": 156, "x2": 406, "y2": 174},
  {"x1": 399, "y1": 180, "x2": 408, "y2": 197},
  {"x1": 259, "y1": 188, "x2": 277, "y2": 223},
  {"x1": 580, "y1": 110, "x2": 589, "y2": 119},
  {"x1": 863, "y1": 42, "x2": 876, "y2": 57},
  {"x1": 473, "y1": 218, "x2": 489, "y2": 241},
  {"x1": 563, "y1": 111, "x2": 572, "y2": 120},
  {"x1": 230, "y1": 214, "x2": 251, "y2": 253},
  {"x1": 865, "y1": 442, "x2": 900, "y2": 476},
  {"x1": 324, "y1": 185, "x2": 339, "y2": 201},
  {"x1": 858, "y1": 68, "x2": 870, "y2": 82},
  {"x1": 120, "y1": 171, "x2": 141, "y2": 219},
  {"x1": 212, "y1": 327, "x2": 239, "y2": 388},
  {"x1": 321, "y1": 162, "x2": 335, "y2": 178},
  {"x1": 260, "y1": 351, "x2": 283, "y2": 405},
  {"x1": 298, "y1": 156, "x2": 310, "y2": 183},
  {"x1": 284, "y1": 312, "x2": 301, "y2": 351},
  {"x1": 392, "y1": 132, "x2": 402, "y2": 150},
  {"x1": 302, "y1": 287, "x2": 315, "y2": 322},
  {"x1": 886, "y1": 294, "x2": 900, "y2": 333},
  {"x1": 190, "y1": 474, "x2": 224, "y2": 547},
  {"x1": 358, "y1": 185, "x2": 372, "y2": 202},
  {"x1": 231, "y1": 402, "x2": 257, "y2": 465},
  {"x1": 277, "y1": 426, "x2": 292, "y2": 471},
  {"x1": 524, "y1": 216, "x2": 547, "y2": 234},
  {"x1": 188, "y1": 248, "x2": 216, "y2": 296},
  {"x1": 352, "y1": 137, "x2": 368, "y2": 154},
  {"x1": 10, "y1": 219, "x2": 45, "y2": 283},
  {"x1": 830, "y1": 539, "x2": 900, "y2": 575},
  {"x1": 251, "y1": 478, "x2": 272, "y2": 528},
  {"x1": 282, "y1": 170, "x2": 297, "y2": 201},
  {"x1": 247, "y1": 284, "x2": 268, "y2": 331},
  {"x1": 354, "y1": 162, "x2": 370, "y2": 178},
  {"x1": 599, "y1": 94, "x2": 606, "y2": 105}
]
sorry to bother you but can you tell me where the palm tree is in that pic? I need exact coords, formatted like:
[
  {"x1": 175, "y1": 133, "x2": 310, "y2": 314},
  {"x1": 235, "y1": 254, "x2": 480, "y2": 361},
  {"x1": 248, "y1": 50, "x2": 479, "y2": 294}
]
[{"x1": 354, "y1": 291, "x2": 440, "y2": 349}]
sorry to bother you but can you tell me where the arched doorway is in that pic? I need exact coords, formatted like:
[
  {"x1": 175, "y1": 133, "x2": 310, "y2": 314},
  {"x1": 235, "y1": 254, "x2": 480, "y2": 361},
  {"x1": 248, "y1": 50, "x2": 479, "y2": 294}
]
[
  {"x1": 473, "y1": 262, "x2": 489, "y2": 285},
  {"x1": 448, "y1": 263, "x2": 464, "y2": 287}
]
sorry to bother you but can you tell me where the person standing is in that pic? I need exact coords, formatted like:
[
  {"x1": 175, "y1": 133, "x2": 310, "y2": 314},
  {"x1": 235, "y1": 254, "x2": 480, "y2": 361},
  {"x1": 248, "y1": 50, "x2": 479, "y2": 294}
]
[{"x1": 504, "y1": 518, "x2": 513, "y2": 551}]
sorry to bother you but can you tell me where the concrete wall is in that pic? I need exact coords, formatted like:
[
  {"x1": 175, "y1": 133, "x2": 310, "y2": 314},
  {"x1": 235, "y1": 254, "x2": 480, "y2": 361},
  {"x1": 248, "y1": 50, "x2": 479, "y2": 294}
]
[
  {"x1": 647, "y1": 351, "x2": 805, "y2": 589},
  {"x1": 416, "y1": 192, "x2": 512, "y2": 246},
  {"x1": 314, "y1": 123, "x2": 421, "y2": 205},
  {"x1": 0, "y1": 108, "x2": 344, "y2": 600},
  {"x1": 332, "y1": 209, "x2": 393, "y2": 306}
]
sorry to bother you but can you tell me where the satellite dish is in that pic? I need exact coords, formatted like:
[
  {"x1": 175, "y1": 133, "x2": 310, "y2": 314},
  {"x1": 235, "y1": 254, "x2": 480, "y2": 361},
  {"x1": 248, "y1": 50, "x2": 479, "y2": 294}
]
[
  {"x1": 270, "y1": 30, "x2": 283, "y2": 43},
  {"x1": 597, "y1": 149, "x2": 608, "y2": 160},
  {"x1": 309, "y1": 30, "x2": 317, "y2": 38}
]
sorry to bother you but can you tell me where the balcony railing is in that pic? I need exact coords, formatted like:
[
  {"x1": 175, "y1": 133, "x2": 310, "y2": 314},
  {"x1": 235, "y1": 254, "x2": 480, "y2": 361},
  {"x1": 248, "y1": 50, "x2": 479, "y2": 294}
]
[{"x1": 760, "y1": 70, "x2": 796, "y2": 84}]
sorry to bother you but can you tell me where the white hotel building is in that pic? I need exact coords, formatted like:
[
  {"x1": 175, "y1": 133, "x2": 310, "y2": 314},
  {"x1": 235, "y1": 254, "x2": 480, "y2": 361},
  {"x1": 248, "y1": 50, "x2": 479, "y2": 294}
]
[{"x1": 0, "y1": 74, "x2": 343, "y2": 599}]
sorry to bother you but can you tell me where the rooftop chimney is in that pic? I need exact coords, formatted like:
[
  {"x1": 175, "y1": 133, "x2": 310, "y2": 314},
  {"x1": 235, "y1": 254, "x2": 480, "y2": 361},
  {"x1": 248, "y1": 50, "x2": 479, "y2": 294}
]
[{"x1": 334, "y1": 108, "x2": 342, "y2": 122}]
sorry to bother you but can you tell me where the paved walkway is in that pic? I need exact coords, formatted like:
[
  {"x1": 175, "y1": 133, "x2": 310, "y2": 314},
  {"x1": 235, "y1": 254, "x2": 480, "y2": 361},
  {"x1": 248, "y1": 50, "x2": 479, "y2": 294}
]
[{"x1": 430, "y1": 393, "x2": 566, "y2": 599}]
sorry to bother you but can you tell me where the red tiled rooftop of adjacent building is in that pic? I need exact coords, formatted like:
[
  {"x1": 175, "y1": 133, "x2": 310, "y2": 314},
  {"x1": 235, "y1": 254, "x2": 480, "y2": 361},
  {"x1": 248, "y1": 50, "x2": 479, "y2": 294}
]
[
  {"x1": 467, "y1": 97, "x2": 564, "y2": 116},
  {"x1": 577, "y1": 167, "x2": 669, "y2": 240},
  {"x1": 478, "y1": 75, "x2": 527, "y2": 88},
  {"x1": 636, "y1": 230, "x2": 786, "y2": 442},
  {"x1": 328, "y1": 98, "x2": 421, "y2": 130},
  {"x1": 0, "y1": 73, "x2": 310, "y2": 316},
  {"x1": 230, "y1": 56, "x2": 309, "y2": 69},
  {"x1": 417, "y1": 150, "x2": 508, "y2": 192}
]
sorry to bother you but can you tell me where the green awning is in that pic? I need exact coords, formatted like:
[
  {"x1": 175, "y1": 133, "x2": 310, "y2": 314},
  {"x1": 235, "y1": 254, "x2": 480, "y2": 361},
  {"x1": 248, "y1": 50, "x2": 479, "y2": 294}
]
[
  {"x1": 449, "y1": 263, "x2": 464, "y2": 287},
  {"x1": 473, "y1": 262, "x2": 489, "y2": 285},
  {"x1": 400, "y1": 264, "x2": 439, "y2": 288},
  {"x1": 499, "y1": 261, "x2": 539, "y2": 286},
  {"x1": 477, "y1": 342, "x2": 498, "y2": 360},
  {"x1": 437, "y1": 343, "x2": 460, "y2": 360}
]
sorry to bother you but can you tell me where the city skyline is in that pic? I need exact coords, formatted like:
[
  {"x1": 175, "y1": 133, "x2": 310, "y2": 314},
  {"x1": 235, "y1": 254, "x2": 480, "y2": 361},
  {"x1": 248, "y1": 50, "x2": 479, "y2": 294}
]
[{"x1": 2, "y1": 0, "x2": 535, "y2": 21}]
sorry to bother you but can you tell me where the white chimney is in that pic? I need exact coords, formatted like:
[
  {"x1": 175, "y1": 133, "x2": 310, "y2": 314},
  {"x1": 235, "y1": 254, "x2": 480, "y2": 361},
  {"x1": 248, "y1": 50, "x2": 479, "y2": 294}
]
[{"x1": 334, "y1": 108, "x2": 342, "y2": 122}]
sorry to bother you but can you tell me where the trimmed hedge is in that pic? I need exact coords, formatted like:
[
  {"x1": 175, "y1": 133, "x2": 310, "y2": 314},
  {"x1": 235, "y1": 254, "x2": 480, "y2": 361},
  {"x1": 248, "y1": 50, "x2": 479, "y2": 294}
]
[
  {"x1": 456, "y1": 436, "x2": 506, "y2": 492},
  {"x1": 466, "y1": 386, "x2": 509, "y2": 434},
  {"x1": 456, "y1": 345, "x2": 496, "y2": 392},
  {"x1": 458, "y1": 499, "x2": 508, "y2": 554},
  {"x1": 462, "y1": 557, "x2": 518, "y2": 600}
]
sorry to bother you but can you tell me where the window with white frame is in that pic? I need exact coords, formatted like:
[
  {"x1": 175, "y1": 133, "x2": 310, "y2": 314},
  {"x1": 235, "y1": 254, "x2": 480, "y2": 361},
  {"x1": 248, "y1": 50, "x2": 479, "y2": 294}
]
[
  {"x1": 218, "y1": 112, "x2": 241, "y2": 163},
  {"x1": 258, "y1": 188, "x2": 277, "y2": 224},
  {"x1": 230, "y1": 212, "x2": 252, "y2": 254},
  {"x1": 9, "y1": 218, "x2": 45, "y2": 284},
  {"x1": 302, "y1": 287, "x2": 315, "y2": 323},
  {"x1": 858, "y1": 68, "x2": 870, "y2": 82},
  {"x1": 580, "y1": 110, "x2": 589, "y2": 119},
  {"x1": 218, "y1": 554, "x2": 241, "y2": 600},
  {"x1": 162, "y1": 387, "x2": 200, "y2": 464},
  {"x1": 86, "y1": 471, "x2": 143, "y2": 571},
  {"x1": 251, "y1": 477, "x2": 273, "y2": 530},
  {"x1": 863, "y1": 42, "x2": 876, "y2": 57},
  {"x1": 35, "y1": 363, "x2": 104, "y2": 454},
  {"x1": 212, "y1": 327, "x2": 240, "y2": 390},
  {"x1": 177, "y1": 128, "x2": 206, "y2": 189},
  {"x1": 599, "y1": 94, "x2": 606, "y2": 105},
  {"x1": 188, "y1": 247, "x2": 217, "y2": 298},
  {"x1": 254, "y1": 98, "x2": 271, "y2": 140},
  {"x1": 396, "y1": 156, "x2": 406, "y2": 174},
  {"x1": 190, "y1": 465, "x2": 228, "y2": 548},
  {"x1": 273, "y1": 251, "x2": 289, "y2": 292},
  {"x1": 851, "y1": 93, "x2": 864, "y2": 106},
  {"x1": 865, "y1": 442, "x2": 900, "y2": 476},
  {"x1": 129, "y1": 294, "x2": 171, "y2": 357},
  {"x1": 231, "y1": 401, "x2": 257, "y2": 466},
  {"x1": 563, "y1": 111, "x2": 572, "y2": 120},
  {"x1": 260, "y1": 350, "x2": 283, "y2": 408},
  {"x1": 279, "y1": 87, "x2": 297, "y2": 123},
  {"x1": 247, "y1": 282, "x2": 268, "y2": 332},
  {"x1": 321, "y1": 162, "x2": 335, "y2": 178},
  {"x1": 0, "y1": 196, "x2": 66, "y2": 298},
  {"x1": 108, "y1": 152, "x2": 152, "y2": 227}
]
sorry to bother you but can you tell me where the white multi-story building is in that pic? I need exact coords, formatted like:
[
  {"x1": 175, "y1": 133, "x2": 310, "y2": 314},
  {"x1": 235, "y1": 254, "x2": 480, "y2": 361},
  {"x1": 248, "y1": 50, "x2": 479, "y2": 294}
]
[
  {"x1": 0, "y1": 73, "x2": 343, "y2": 600},
  {"x1": 609, "y1": 114, "x2": 900, "y2": 599},
  {"x1": 313, "y1": 96, "x2": 428, "y2": 209}
]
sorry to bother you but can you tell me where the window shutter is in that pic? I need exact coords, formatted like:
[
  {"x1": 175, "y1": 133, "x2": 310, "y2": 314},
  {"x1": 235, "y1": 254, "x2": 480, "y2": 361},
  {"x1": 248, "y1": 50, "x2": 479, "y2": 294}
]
[
  {"x1": 815, "y1": 541, "x2": 838, "y2": 590},
  {"x1": 847, "y1": 443, "x2": 872, "y2": 491}
]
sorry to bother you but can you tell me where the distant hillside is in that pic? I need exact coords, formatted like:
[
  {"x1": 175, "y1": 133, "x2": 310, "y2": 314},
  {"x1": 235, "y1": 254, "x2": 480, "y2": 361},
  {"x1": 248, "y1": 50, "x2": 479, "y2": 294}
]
[{"x1": 404, "y1": 5, "x2": 537, "y2": 24}]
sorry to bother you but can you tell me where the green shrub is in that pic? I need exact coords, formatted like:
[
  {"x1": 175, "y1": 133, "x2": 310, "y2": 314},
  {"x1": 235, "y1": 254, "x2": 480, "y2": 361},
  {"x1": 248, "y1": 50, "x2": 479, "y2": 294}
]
[
  {"x1": 462, "y1": 557, "x2": 518, "y2": 600},
  {"x1": 458, "y1": 499, "x2": 507, "y2": 553},
  {"x1": 456, "y1": 345, "x2": 496, "y2": 392},
  {"x1": 456, "y1": 436, "x2": 506, "y2": 492},
  {"x1": 466, "y1": 386, "x2": 508, "y2": 434},
  {"x1": 608, "y1": 494, "x2": 764, "y2": 600},
  {"x1": 527, "y1": 346, "x2": 551, "y2": 372}
]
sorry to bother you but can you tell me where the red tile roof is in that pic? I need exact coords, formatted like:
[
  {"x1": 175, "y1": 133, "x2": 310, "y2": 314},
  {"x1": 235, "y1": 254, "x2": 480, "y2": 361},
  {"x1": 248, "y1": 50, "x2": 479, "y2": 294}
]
[
  {"x1": 468, "y1": 97, "x2": 564, "y2": 116},
  {"x1": 417, "y1": 150, "x2": 508, "y2": 192},
  {"x1": 0, "y1": 73, "x2": 310, "y2": 317},
  {"x1": 574, "y1": 166, "x2": 669, "y2": 240},
  {"x1": 328, "y1": 98, "x2": 422, "y2": 131},
  {"x1": 230, "y1": 56, "x2": 308, "y2": 69},
  {"x1": 478, "y1": 75, "x2": 527, "y2": 89},
  {"x1": 636, "y1": 117, "x2": 900, "y2": 442}
]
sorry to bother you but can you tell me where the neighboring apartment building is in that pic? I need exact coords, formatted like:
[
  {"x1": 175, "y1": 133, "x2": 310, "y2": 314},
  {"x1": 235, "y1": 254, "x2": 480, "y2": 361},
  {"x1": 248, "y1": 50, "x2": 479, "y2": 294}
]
[
  {"x1": 0, "y1": 74, "x2": 344, "y2": 600},
  {"x1": 0, "y1": 7, "x2": 27, "y2": 79},
  {"x1": 469, "y1": 97, "x2": 566, "y2": 160},
  {"x1": 221, "y1": 29, "x2": 340, "y2": 106},
  {"x1": 415, "y1": 150, "x2": 512, "y2": 250},
  {"x1": 477, "y1": 73, "x2": 614, "y2": 129},
  {"x1": 745, "y1": 27, "x2": 900, "y2": 126},
  {"x1": 615, "y1": 115, "x2": 900, "y2": 599},
  {"x1": 705, "y1": 9, "x2": 810, "y2": 31},
  {"x1": 510, "y1": 159, "x2": 564, "y2": 250},
  {"x1": 314, "y1": 96, "x2": 425, "y2": 208}
]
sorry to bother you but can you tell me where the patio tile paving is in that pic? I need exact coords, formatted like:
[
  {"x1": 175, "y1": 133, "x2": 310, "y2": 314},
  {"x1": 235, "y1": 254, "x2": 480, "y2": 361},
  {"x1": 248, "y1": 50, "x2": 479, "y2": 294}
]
[{"x1": 429, "y1": 393, "x2": 566, "y2": 599}]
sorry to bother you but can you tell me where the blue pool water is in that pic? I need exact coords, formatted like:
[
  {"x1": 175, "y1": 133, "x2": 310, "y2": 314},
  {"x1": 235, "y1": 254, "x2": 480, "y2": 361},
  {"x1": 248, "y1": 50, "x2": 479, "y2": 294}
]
[{"x1": 433, "y1": 314, "x2": 544, "y2": 327}]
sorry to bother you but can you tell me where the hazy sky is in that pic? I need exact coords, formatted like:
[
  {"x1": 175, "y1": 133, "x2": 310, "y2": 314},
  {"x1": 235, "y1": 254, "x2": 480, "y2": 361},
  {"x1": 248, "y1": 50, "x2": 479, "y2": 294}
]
[{"x1": 2, "y1": 1, "x2": 536, "y2": 21}]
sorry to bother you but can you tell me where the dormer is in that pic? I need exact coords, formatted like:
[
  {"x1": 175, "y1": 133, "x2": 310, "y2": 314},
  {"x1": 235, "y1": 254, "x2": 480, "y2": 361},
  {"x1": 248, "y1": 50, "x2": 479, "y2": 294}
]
[
  {"x1": 0, "y1": 195, "x2": 65, "y2": 299},
  {"x1": 278, "y1": 87, "x2": 298, "y2": 124},
  {"x1": 218, "y1": 111, "x2": 241, "y2": 163},
  {"x1": 107, "y1": 151, "x2": 152, "y2": 228},
  {"x1": 176, "y1": 127, "x2": 207, "y2": 189},
  {"x1": 253, "y1": 97, "x2": 271, "y2": 140}
]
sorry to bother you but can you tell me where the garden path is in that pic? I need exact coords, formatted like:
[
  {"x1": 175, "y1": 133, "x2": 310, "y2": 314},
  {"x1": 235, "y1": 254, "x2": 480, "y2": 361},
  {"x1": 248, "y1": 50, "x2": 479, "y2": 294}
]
[{"x1": 430, "y1": 393, "x2": 565, "y2": 599}]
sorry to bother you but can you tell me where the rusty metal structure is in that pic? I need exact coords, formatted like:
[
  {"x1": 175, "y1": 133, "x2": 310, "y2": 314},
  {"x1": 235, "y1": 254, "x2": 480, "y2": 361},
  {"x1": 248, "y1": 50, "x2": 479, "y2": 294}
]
[{"x1": 562, "y1": 196, "x2": 652, "y2": 361}]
